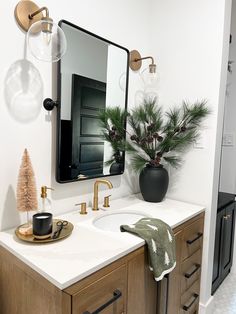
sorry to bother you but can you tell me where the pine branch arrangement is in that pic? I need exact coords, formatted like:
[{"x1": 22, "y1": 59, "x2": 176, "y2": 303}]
[
  {"x1": 98, "y1": 107, "x2": 128, "y2": 165},
  {"x1": 17, "y1": 149, "x2": 38, "y2": 213},
  {"x1": 127, "y1": 98, "x2": 210, "y2": 171}
]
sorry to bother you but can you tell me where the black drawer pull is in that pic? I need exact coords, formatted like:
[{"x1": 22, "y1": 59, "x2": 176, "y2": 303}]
[
  {"x1": 83, "y1": 289, "x2": 122, "y2": 314},
  {"x1": 183, "y1": 293, "x2": 199, "y2": 311},
  {"x1": 186, "y1": 232, "x2": 203, "y2": 245},
  {"x1": 184, "y1": 264, "x2": 201, "y2": 278}
]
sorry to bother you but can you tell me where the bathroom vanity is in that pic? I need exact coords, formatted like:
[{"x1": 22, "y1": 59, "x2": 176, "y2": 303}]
[{"x1": 0, "y1": 196, "x2": 204, "y2": 314}]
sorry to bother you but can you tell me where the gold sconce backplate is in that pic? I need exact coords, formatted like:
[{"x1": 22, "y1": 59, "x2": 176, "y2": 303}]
[
  {"x1": 14, "y1": 0, "x2": 43, "y2": 32},
  {"x1": 129, "y1": 50, "x2": 142, "y2": 71}
]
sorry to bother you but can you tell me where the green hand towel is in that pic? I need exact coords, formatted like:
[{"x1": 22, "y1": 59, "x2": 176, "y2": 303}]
[{"x1": 121, "y1": 218, "x2": 176, "y2": 281}]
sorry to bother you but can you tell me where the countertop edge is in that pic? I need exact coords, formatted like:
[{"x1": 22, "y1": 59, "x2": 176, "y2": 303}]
[{"x1": 0, "y1": 203, "x2": 205, "y2": 290}]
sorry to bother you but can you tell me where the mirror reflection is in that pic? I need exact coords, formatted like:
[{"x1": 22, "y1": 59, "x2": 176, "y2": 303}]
[{"x1": 57, "y1": 20, "x2": 129, "y2": 182}]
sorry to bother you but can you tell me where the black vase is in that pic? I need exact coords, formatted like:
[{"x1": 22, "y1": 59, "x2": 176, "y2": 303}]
[
  {"x1": 139, "y1": 164, "x2": 169, "y2": 202},
  {"x1": 110, "y1": 162, "x2": 124, "y2": 174}
]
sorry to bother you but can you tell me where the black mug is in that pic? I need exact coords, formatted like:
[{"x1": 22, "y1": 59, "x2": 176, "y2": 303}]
[{"x1": 33, "y1": 213, "x2": 53, "y2": 239}]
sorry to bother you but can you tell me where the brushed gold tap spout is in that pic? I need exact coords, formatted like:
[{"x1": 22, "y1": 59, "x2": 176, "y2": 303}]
[{"x1": 92, "y1": 179, "x2": 113, "y2": 211}]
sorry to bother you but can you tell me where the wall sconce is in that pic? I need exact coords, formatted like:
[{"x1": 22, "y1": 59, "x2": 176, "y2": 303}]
[
  {"x1": 129, "y1": 50, "x2": 157, "y2": 74},
  {"x1": 14, "y1": 0, "x2": 67, "y2": 62}
]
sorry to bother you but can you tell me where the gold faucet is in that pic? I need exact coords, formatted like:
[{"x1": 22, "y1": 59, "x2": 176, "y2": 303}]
[{"x1": 92, "y1": 179, "x2": 113, "y2": 211}]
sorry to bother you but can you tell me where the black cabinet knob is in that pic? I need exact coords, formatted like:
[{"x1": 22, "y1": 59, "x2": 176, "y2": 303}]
[{"x1": 43, "y1": 98, "x2": 59, "y2": 111}]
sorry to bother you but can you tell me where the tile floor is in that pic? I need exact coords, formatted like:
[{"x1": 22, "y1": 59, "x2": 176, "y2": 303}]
[{"x1": 212, "y1": 273, "x2": 236, "y2": 313}]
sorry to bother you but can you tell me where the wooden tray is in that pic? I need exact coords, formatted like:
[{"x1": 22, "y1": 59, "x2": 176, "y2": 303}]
[{"x1": 15, "y1": 219, "x2": 74, "y2": 244}]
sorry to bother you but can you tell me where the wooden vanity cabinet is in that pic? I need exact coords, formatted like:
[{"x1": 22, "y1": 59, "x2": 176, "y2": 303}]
[
  {"x1": 166, "y1": 212, "x2": 204, "y2": 314},
  {"x1": 0, "y1": 245, "x2": 157, "y2": 314},
  {"x1": 0, "y1": 212, "x2": 204, "y2": 314},
  {"x1": 65, "y1": 247, "x2": 157, "y2": 314}
]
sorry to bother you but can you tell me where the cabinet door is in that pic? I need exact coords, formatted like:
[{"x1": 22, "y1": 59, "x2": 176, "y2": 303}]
[
  {"x1": 167, "y1": 230, "x2": 183, "y2": 314},
  {"x1": 221, "y1": 202, "x2": 235, "y2": 280},
  {"x1": 127, "y1": 249, "x2": 157, "y2": 314},
  {"x1": 72, "y1": 264, "x2": 126, "y2": 314},
  {"x1": 212, "y1": 208, "x2": 225, "y2": 293}
]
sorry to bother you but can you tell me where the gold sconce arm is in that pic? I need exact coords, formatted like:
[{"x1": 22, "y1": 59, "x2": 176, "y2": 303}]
[
  {"x1": 29, "y1": 6, "x2": 49, "y2": 19},
  {"x1": 134, "y1": 55, "x2": 155, "y2": 65},
  {"x1": 129, "y1": 50, "x2": 156, "y2": 73}
]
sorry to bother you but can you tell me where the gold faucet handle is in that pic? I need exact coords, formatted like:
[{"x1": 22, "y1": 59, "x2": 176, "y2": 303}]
[
  {"x1": 103, "y1": 195, "x2": 111, "y2": 208},
  {"x1": 75, "y1": 202, "x2": 87, "y2": 215}
]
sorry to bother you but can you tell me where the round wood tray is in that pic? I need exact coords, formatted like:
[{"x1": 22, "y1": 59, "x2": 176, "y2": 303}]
[{"x1": 15, "y1": 219, "x2": 74, "y2": 243}]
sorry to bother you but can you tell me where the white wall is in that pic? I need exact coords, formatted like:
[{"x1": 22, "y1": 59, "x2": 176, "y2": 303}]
[
  {"x1": 0, "y1": 0, "x2": 152, "y2": 230},
  {"x1": 220, "y1": 0, "x2": 236, "y2": 194},
  {"x1": 0, "y1": 1, "x2": 232, "y2": 313},
  {"x1": 150, "y1": 0, "x2": 231, "y2": 312}
]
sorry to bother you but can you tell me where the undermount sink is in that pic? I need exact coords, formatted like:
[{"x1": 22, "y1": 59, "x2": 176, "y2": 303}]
[{"x1": 93, "y1": 211, "x2": 150, "y2": 232}]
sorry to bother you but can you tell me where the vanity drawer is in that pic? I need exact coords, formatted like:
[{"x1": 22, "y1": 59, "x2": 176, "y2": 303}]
[
  {"x1": 180, "y1": 280, "x2": 200, "y2": 314},
  {"x1": 181, "y1": 249, "x2": 201, "y2": 294},
  {"x1": 72, "y1": 264, "x2": 126, "y2": 314},
  {"x1": 181, "y1": 218, "x2": 204, "y2": 261}
]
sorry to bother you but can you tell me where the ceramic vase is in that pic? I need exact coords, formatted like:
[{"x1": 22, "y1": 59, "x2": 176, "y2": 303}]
[{"x1": 139, "y1": 164, "x2": 169, "y2": 202}]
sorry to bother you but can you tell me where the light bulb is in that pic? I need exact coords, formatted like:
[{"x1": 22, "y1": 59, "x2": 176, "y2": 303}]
[
  {"x1": 27, "y1": 19, "x2": 67, "y2": 62},
  {"x1": 42, "y1": 31, "x2": 52, "y2": 46},
  {"x1": 140, "y1": 67, "x2": 159, "y2": 88}
]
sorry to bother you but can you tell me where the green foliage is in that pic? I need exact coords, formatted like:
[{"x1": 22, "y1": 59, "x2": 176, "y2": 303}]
[
  {"x1": 99, "y1": 98, "x2": 210, "y2": 172},
  {"x1": 127, "y1": 98, "x2": 210, "y2": 171},
  {"x1": 98, "y1": 107, "x2": 128, "y2": 164}
]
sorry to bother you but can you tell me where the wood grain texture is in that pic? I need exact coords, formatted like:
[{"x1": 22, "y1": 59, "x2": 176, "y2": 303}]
[
  {"x1": 0, "y1": 246, "x2": 71, "y2": 314},
  {"x1": 72, "y1": 264, "x2": 126, "y2": 314},
  {"x1": 127, "y1": 247, "x2": 157, "y2": 314},
  {"x1": 180, "y1": 280, "x2": 200, "y2": 314},
  {"x1": 181, "y1": 217, "x2": 204, "y2": 261},
  {"x1": 167, "y1": 214, "x2": 204, "y2": 314},
  {"x1": 166, "y1": 230, "x2": 183, "y2": 314},
  {"x1": 181, "y1": 249, "x2": 201, "y2": 294},
  {"x1": 65, "y1": 246, "x2": 145, "y2": 295}
]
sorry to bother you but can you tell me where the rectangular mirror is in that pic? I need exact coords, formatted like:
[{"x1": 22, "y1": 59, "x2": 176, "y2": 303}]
[{"x1": 57, "y1": 20, "x2": 129, "y2": 183}]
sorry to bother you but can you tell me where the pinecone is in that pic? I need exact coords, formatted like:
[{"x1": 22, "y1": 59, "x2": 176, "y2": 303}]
[
  {"x1": 147, "y1": 136, "x2": 153, "y2": 143},
  {"x1": 111, "y1": 126, "x2": 117, "y2": 131},
  {"x1": 109, "y1": 130, "x2": 115, "y2": 137},
  {"x1": 181, "y1": 126, "x2": 187, "y2": 132},
  {"x1": 147, "y1": 123, "x2": 155, "y2": 131},
  {"x1": 140, "y1": 138, "x2": 147, "y2": 145},
  {"x1": 153, "y1": 132, "x2": 159, "y2": 139},
  {"x1": 115, "y1": 134, "x2": 122, "y2": 141},
  {"x1": 157, "y1": 136, "x2": 163, "y2": 142},
  {"x1": 130, "y1": 135, "x2": 137, "y2": 141}
]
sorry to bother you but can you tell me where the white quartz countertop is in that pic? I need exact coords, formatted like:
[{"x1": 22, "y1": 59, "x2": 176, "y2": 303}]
[{"x1": 0, "y1": 194, "x2": 205, "y2": 290}]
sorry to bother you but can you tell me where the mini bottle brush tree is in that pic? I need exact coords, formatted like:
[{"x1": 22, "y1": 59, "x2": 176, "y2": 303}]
[{"x1": 17, "y1": 148, "x2": 38, "y2": 226}]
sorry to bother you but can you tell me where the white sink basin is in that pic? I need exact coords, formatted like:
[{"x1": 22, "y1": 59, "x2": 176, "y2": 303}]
[{"x1": 93, "y1": 211, "x2": 150, "y2": 232}]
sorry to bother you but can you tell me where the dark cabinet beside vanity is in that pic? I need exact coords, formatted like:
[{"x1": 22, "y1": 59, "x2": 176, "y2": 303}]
[{"x1": 212, "y1": 192, "x2": 236, "y2": 294}]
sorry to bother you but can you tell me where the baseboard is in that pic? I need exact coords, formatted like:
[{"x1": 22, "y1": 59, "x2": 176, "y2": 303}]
[{"x1": 199, "y1": 296, "x2": 214, "y2": 314}]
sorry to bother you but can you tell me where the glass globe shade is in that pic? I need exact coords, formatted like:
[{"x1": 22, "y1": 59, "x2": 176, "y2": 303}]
[
  {"x1": 140, "y1": 67, "x2": 159, "y2": 88},
  {"x1": 27, "y1": 19, "x2": 67, "y2": 62}
]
